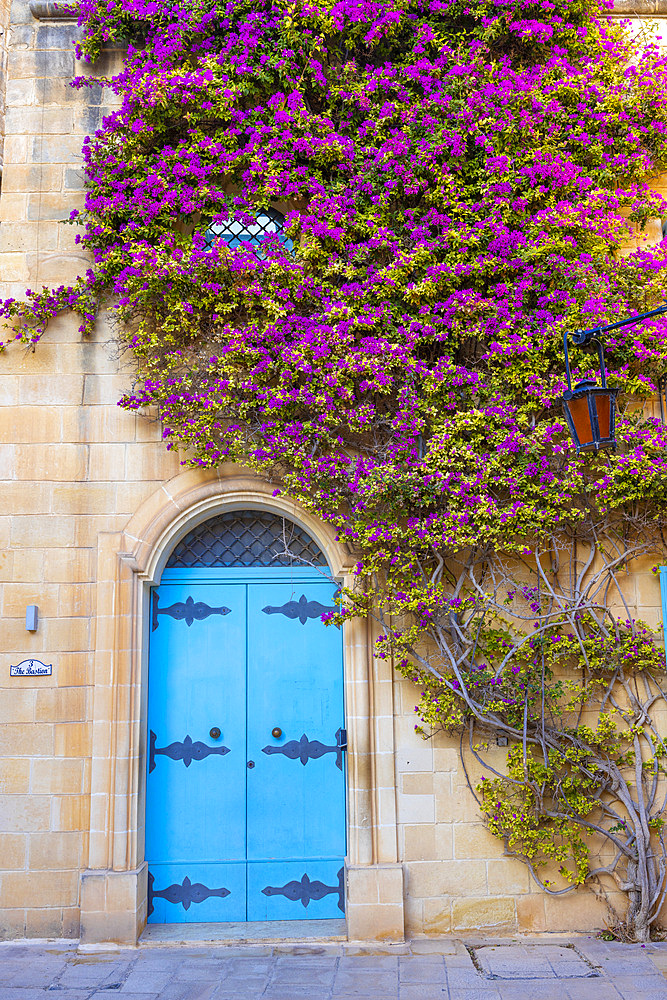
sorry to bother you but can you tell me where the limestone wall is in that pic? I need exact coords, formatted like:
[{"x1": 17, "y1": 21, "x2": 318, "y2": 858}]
[
  {"x1": 0, "y1": 0, "x2": 181, "y2": 939},
  {"x1": 0, "y1": 0, "x2": 665, "y2": 944},
  {"x1": 0, "y1": 0, "x2": 11, "y2": 179}
]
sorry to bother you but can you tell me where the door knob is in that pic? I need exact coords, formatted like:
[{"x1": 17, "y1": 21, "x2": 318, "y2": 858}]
[
  {"x1": 272, "y1": 727, "x2": 282, "y2": 739},
  {"x1": 209, "y1": 727, "x2": 221, "y2": 740}
]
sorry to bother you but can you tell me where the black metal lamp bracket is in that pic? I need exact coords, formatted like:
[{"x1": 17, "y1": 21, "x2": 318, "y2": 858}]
[
  {"x1": 571, "y1": 327, "x2": 603, "y2": 347},
  {"x1": 565, "y1": 303, "x2": 667, "y2": 395}
]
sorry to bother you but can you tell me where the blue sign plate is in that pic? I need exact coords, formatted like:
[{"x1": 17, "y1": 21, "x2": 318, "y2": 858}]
[{"x1": 10, "y1": 659, "x2": 52, "y2": 677}]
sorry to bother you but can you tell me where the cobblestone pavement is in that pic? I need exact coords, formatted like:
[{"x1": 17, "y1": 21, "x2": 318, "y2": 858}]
[{"x1": 1, "y1": 938, "x2": 667, "y2": 1000}]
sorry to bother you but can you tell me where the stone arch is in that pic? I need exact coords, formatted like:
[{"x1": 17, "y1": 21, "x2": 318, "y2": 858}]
[{"x1": 121, "y1": 470, "x2": 351, "y2": 584}]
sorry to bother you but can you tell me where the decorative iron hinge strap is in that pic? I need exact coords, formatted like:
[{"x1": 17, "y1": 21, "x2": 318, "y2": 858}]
[
  {"x1": 262, "y1": 593, "x2": 337, "y2": 625},
  {"x1": 152, "y1": 592, "x2": 231, "y2": 631},
  {"x1": 261, "y1": 728, "x2": 346, "y2": 770},
  {"x1": 148, "y1": 871, "x2": 230, "y2": 916},
  {"x1": 262, "y1": 868, "x2": 344, "y2": 913},
  {"x1": 149, "y1": 730, "x2": 231, "y2": 773}
]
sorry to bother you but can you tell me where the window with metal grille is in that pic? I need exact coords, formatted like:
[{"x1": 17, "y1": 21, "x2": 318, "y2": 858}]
[
  {"x1": 203, "y1": 208, "x2": 292, "y2": 252},
  {"x1": 166, "y1": 510, "x2": 327, "y2": 568}
]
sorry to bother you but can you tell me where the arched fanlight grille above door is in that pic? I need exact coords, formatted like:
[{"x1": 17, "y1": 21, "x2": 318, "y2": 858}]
[{"x1": 166, "y1": 510, "x2": 327, "y2": 568}]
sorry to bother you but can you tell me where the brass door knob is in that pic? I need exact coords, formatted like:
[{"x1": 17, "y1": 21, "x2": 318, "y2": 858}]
[
  {"x1": 209, "y1": 727, "x2": 221, "y2": 740},
  {"x1": 272, "y1": 727, "x2": 282, "y2": 739}
]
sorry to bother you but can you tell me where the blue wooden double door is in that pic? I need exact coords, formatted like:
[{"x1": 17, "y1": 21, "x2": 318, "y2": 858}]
[{"x1": 145, "y1": 568, "x2": 346, "y2": 923}]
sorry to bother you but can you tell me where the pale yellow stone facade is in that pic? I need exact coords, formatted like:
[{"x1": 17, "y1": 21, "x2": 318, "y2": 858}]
[{"x1": 0, "y1": 0, "x2": 665, "y2": 945}]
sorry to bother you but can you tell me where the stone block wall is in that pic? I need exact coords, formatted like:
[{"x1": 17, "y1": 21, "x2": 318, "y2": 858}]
[
  {"x1": 0, "y1": 1, "x2": 181, "y2": 939},
  {"x1": 0, "y1": 310, "x2": 182, "y2": 939},
  {"x1": 0, "y1": 0, "x2": 665, "y2": 943},
  {"x1": 0, "y1": 1, "x2": 117, "y2": 300},
  {"x1": 0, "y1": 0, "x2": 11, "y2": 177}
]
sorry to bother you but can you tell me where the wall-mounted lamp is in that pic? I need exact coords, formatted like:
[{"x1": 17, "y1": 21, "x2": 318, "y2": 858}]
[
  {"x1": 562, "y1": 331, "x2": 618, "y2": 453},
  {"x1": 563, "y1": 303, "x2": 667, "y2": 452},
  {"x1": 25, "y1": 605, "x2": 38, "y2": 631}
]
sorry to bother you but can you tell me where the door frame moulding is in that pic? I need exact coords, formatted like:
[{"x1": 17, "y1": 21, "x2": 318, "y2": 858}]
[{"x1": 80, "y1": 468, "x2": 404, "y2": 945}]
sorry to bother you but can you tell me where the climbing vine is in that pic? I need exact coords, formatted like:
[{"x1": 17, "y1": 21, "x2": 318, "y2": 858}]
[{"x1": 5, "y1": 0, "x2": 667, "y2": 939}]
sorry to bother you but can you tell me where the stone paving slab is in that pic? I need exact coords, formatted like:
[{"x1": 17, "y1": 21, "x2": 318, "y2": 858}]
[
  {"x1": 472, "y1": 944, "x2": 598, "y2": 980},
  {"x1": 0, "y1": 938, "x2": 666, "y2": 999}
]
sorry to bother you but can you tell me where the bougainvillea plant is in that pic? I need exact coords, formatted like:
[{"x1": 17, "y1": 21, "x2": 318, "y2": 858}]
[{"x1": 5, "y1": 0, "x2": 667, "y2": 938}]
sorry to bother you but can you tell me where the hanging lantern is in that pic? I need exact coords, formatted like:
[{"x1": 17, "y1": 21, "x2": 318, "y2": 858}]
[
  {"x1": 561, "y1": 305, "x2": 667, "y2": 450},
  {"x1": 562, "y1": 330, "x2": 618, "y2": 453}
]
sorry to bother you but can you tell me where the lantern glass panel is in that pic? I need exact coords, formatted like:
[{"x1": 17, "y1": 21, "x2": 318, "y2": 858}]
[
  {"x1": 594, "y1": 392, "x2": 612, "y2": 439},
  {"x1": 566, "y1": 394, "x2": 594, "y2": 448}
]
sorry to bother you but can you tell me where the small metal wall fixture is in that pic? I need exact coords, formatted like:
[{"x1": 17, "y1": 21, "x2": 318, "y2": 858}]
[{"x1": 562, "y1": 303, "x2": 667, "y2": 452}]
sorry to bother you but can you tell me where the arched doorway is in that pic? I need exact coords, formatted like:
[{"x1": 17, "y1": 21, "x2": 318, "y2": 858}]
[{"x1": 145, "y1": 510, "x2": 347, "y2": 923}]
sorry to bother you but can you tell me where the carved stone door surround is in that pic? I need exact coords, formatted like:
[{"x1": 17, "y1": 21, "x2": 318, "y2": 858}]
[{"x1": 80, "y1": 469, "x2": 404, "y2": 944}]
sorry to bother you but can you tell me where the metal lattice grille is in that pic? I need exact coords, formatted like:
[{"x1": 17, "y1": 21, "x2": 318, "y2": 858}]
[
  {"x1": 203, "y1": 209, "x2": 291, "y2": 251},
  {"x1": 166, "y1": 511, "x2": 327, "y2": 568}
]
